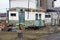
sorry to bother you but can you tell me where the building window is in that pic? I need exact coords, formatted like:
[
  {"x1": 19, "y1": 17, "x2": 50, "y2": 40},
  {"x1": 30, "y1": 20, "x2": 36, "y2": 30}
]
[
  {"x1": 11, "y1": 13, "x2": 16, "y2": 16},
  {"x1": 45, "y1": 15, "x2": 51, "y2": 18},
  {"x1": 35, "y1": 14, "x2": 42, "y2": 20},
  {"x1": 35, "y1": 14, "x2": 38, "y2": 20},
  {"x1": 39, "y1": 14, "x2": 41, "y2": 19}
]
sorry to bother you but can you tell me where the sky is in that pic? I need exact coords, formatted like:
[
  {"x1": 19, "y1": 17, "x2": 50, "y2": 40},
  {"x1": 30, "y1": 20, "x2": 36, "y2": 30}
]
[
  {"x1": 0, "y1": 0, "x2": 9, "y2": 13},
  {"x1": 54, "y1": 0, "x2": 60, "y2": 7},
  {"x1": 0, "y1": 0, "x2": 60, "y2": 13}
]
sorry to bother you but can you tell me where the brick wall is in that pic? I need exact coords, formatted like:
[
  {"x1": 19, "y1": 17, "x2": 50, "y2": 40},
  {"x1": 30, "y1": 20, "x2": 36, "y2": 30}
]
[{"x1": 40, "y1": 0, "x2": 47, "y2": 9}]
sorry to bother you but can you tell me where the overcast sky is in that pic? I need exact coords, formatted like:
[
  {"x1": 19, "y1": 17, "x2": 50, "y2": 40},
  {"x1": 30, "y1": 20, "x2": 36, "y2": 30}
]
[
  {"x1": 54, "y1": 0, "x2": 60, "y2": 7},
  {"x1": 0, "y1": 0, "x2": 9, "y2": 13},
  {"x1": 0, "y1": 0, "x2": 60, "y2": 13}
]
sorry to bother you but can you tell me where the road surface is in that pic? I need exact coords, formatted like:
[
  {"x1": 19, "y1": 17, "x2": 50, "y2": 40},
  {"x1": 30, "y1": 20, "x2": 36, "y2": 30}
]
[{"x1": 39, "y1": 32, "x2": 60, "y2": 40}]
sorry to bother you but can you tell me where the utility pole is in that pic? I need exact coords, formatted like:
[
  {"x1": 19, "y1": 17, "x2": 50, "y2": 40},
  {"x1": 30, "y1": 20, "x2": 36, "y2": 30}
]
[
  {"x1": 57, "y1": 12, "x2": 59, "y2": 26},
  {"x1": 28, "y1": 0, "x2": 29, "y2": 19},
  {"x1": 9, "y1": 0, "x2": 10, "y2": 25},
  {"x1": 6, "y1": 8, "x2": 8, "y2": 23},
  {"x1": 9, "y1": 0, "x2": 11, "y2": 9}
]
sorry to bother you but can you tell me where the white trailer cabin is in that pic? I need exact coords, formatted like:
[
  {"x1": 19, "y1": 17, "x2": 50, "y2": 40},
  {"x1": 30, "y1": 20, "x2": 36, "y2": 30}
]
[{"x1": 8, "y1": 8, "x2": 46, "y2": 27}]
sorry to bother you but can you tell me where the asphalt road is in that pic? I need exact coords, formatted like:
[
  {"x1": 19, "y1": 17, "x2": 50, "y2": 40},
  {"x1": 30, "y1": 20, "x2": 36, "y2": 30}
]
[{"x1": 39, "y1": 32, "x2": 60, "y2": 40}]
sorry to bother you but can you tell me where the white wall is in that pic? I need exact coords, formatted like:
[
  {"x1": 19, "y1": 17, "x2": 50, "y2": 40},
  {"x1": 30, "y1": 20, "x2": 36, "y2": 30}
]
[
  {"x1": 25, "y1": 12, "x2": 35, "y2": 20},
  {"x1": 10, "y1": 0, "x2": 37, "y2": 9},
  {"x1": 45, "y1": 13, "x2": 51, "y2": 24},
  {"x1": 9, "y1": 11, "x2": 19, "y2": 20},
  {"x1": 45, "y1": 12, "x2": 59, "y2": 25},
  {"x1": 41, "y1": 13, "x2": 45, "y2": 20},
  {"x1": 25, "y1": 12, "x2": 45, "y2": 20}
]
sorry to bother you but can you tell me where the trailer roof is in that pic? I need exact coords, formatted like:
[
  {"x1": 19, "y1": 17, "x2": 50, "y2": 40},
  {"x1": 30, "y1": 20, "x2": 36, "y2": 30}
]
[{"x1": 9, "y1": 7, "x2": 45, "y2": 10}]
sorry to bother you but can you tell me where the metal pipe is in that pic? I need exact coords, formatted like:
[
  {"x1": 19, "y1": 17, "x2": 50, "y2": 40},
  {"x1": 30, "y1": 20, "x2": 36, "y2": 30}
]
[
  {"x1": 8, "y1": 0, "x2": 11, "y2": 25},
  {"x1": 28, "y1": 0, "x2": 29, "y2": 19},
  {"x1": 9, "y1": 0, "x2": 11, "y2": 9}
]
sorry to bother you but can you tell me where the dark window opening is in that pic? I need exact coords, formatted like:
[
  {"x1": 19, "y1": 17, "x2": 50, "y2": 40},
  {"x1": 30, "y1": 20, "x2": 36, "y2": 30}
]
[
  {"x1": 35, "y1": 14, "x2": 38, "y2": 20},
  {"x1": 11, "y1": 13, "x2": 16, "y2": 16},
  {"x1": 45, "y1": 15, "x2": 51, "y2": 18},
  {"x1": 20, "y1": 9, "x2": 23, "y2": 11},
  {"x1": 39, "y1": 14, "x2": 41, "y2": 19}
]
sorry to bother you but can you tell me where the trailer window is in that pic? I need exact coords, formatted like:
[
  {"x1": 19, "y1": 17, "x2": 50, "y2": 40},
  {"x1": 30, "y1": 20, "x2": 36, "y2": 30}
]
[
  {"x1": 45, "y1": 15, "x2": 51, "y2": 18},
  {"x1": 39, "y1": 14, "x2": 41, "y2": 19},
  {"x1": 35, "y1": 14, "x2": 38, "y2": 20},
  {"x1": 11, "y1": 13, "x2": 16, "y2": 16}
]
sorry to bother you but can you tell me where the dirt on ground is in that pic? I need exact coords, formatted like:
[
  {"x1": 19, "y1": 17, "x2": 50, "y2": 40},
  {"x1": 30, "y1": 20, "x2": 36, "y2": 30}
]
[{"x1": 0, "y1": 26, "x2": 60, "y2": 40}]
